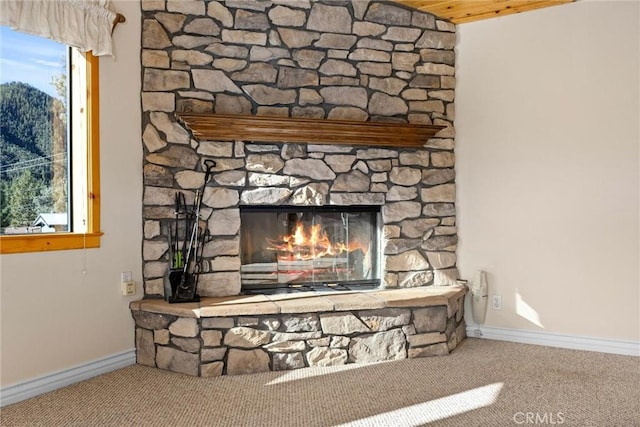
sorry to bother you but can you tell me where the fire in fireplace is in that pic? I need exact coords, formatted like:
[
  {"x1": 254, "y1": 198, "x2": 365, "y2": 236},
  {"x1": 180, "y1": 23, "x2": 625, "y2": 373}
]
[{"x1": 240, "y1": 206, "x2": 380, "y2": 294}]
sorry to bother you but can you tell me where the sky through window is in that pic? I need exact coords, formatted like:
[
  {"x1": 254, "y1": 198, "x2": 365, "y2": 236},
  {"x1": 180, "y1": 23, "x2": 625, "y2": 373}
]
[{"x1": 0, "y1": 27, "x2": 66, "y2": 98}]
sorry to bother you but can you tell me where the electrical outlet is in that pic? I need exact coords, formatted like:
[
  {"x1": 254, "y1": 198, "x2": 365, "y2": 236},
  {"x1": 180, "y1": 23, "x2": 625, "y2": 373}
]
[
  {"x1": 492, "y1": 295, "x2": 502, "y2": 310},
  {"x1": 121, "y1": 271, "x2": 132, "y2": 283},
  {"x1": 121, "y1": 281, "x2": 135, "y2": 296}
]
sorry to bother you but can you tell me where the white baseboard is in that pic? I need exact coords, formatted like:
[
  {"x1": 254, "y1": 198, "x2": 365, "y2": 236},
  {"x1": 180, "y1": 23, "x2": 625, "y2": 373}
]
[
  {"x1": 1, "y1": 349, "x2": 136, "y2": 407},
  {"x1": 465, "y1": 324, "x2": 640, "y2": 356}
]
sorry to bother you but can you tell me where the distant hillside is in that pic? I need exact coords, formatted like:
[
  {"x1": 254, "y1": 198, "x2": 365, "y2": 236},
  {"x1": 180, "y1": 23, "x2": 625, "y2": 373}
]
[
  {"x1": 0, "y1": 82, "x2": 66, "y2": 228},
  {"x1": 0, "y1": 81, "x2": 55, "y2": 178}
]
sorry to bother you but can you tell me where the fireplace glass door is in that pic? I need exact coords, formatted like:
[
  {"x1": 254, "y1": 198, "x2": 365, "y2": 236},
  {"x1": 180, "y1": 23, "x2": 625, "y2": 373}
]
[{"x1": 240, "y1": 206, "x2": 380, "y2": 294}]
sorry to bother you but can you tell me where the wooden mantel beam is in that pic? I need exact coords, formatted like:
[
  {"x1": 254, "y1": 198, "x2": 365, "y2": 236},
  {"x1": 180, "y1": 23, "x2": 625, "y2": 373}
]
[{"x1": 176, "y1": 113, "x2": 445, "y2": 148}]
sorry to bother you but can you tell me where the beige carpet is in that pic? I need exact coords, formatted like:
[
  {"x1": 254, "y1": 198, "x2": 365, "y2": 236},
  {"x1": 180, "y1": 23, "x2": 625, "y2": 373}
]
[{"x1": 1, "y1": 339, "x2": 638, "y2": 426}]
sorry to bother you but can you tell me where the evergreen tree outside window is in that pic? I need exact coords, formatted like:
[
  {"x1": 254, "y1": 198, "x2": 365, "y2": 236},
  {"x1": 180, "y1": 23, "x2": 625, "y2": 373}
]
[{"x1": 0, "y1": 27, "x2": 101, "y2": 253}]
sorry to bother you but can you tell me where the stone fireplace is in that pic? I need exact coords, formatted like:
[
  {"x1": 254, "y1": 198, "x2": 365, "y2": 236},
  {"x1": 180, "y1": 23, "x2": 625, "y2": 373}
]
[
  {"x1": 141, "y1": 0, "x2": 458, "y2": 299},
  {"x1": 134, "y1": 0, "x2": 465, "y2": 376}
]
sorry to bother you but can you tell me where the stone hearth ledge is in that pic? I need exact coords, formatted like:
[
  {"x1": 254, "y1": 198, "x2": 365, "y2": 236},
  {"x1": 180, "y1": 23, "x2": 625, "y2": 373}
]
[
  {"x1": 130, "y1": 285, "x2": 467, "y2": 318},
  {"x1": 130, "y1": 286, "x2": 468, "y2": 377}
]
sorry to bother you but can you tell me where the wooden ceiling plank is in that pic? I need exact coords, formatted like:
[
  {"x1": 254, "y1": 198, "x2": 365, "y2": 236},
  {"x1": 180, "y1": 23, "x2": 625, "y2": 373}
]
[
  {"x1": 450, "y1": 1, "x2": 573, "y2": 23},
  {"x1": 397, "y1": 0, "x2": 450, "y2": 5},
  {"x1": 392, "y1": 0, "x2": 575, "y2": 24},
  {"x1": 427, "y1": 0, "x2": 542, "y2": 18},
  {"x1": 429, "y1": 0, "x2": 516, "y2": 21},
  {"x1": 396, "y1": 0, "x2": 518, "y2": 22}
]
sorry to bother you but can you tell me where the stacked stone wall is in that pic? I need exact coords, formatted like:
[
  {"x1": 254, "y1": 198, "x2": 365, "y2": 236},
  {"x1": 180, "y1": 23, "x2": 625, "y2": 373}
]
[
  {"x1": 133, "y1": 294, "x2": 466, "y2": 376},
  {"x1": 141, "y1": 0, "x2": 457, "y2": 298}
]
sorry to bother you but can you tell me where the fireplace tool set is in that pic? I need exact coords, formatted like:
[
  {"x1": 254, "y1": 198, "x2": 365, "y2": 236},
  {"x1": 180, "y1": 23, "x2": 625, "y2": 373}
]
[{"x1": 166, "y1": 159, "x2": 215, "y2": 303}]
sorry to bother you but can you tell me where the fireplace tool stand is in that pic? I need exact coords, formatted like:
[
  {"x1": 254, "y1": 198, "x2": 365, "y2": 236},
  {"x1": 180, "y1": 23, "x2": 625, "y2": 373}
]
[{"x1": 166, "y1": 160, "x2": 215, "y2": 303}]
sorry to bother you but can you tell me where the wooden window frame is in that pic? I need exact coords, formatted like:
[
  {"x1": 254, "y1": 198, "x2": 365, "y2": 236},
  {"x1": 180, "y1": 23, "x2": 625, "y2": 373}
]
[{"x1": 0, "y1": 53, "x2": 102, "y2": 254}]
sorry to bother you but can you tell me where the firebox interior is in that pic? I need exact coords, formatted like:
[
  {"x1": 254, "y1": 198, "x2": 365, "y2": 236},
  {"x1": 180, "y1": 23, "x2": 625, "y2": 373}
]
[{"x1": 240, "y1": 206, "x2": 380, "y2": 294}]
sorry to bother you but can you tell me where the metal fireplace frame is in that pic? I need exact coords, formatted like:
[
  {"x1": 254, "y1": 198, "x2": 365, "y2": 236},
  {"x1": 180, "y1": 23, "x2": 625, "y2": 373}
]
[{"x1": 239, "y1": 205, "x2": 382, "y2": 295}]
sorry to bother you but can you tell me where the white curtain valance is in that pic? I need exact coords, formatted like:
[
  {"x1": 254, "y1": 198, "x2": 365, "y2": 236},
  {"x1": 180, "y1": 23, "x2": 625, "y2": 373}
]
[{"x1": 0, "y1": 0, "x2": 117, "y2": 56}]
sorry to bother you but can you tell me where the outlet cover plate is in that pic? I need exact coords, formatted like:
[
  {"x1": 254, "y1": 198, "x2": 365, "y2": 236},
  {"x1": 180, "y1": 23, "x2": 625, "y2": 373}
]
[
  {"x1": 491, "y1": 295, "x2": 502, "y2": 310},
  {"x1": 121, "y1": 281, "x2": 135, "y2": 296}
]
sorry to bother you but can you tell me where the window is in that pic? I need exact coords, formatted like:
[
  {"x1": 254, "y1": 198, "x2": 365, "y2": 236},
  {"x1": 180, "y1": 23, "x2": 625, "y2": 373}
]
[{"x1": 0, "y1": 27, "x2": 101, "y2": 254}]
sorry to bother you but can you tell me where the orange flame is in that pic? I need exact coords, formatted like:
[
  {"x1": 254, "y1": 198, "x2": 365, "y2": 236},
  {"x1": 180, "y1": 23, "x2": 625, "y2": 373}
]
[{"x1": 267, "y1": 221, "x2": 364, "y2": 261}]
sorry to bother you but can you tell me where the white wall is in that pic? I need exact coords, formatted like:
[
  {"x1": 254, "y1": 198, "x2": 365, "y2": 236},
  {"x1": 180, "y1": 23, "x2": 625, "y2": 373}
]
[
  {"x1": 0, "y1": 1, "x2": 142, "y2": 387},
  {"x1": 456, "y1": 0, "x2": 639, "y2": 341}
]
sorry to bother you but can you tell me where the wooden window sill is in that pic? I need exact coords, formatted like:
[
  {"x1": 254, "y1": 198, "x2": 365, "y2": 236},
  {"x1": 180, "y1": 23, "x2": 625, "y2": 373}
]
[{"x1": 0, "y1": 232, "x2": 103, "y2": 254}]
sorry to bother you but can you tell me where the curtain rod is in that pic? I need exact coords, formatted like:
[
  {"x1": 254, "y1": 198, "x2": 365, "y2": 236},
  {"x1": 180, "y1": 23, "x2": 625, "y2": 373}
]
[{"x1": 112, "y1": 13, "x2": 125, "y2": 33}]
